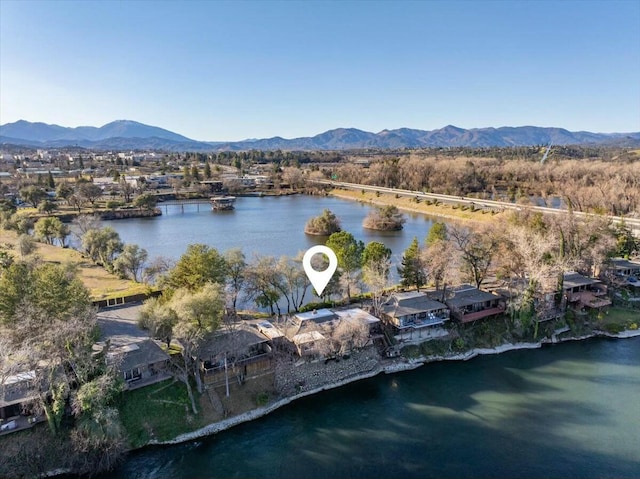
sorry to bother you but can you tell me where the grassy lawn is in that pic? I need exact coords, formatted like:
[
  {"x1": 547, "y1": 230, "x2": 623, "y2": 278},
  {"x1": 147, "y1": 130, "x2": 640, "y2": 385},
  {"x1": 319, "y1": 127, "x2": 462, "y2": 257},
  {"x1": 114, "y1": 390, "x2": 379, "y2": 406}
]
[
  {"x1": 0, "y1": 228, "x2": 153, "y2": 301},
  {"x1": 595, "y1": 306, "x2": 639, "y2": 333},
  {"x1": 330, "y1": 189, "x2": 505, "y2": 224},
  {"x1": 117, "y1": 380, "x2": 209, "y2": 448}
]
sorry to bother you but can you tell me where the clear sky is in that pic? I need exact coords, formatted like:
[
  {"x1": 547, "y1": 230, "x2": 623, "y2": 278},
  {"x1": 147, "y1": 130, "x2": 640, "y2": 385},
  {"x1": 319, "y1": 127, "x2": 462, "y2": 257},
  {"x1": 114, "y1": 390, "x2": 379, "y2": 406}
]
[{"x1": 1, "y1": 0, "x2": 639, "y2": 141}]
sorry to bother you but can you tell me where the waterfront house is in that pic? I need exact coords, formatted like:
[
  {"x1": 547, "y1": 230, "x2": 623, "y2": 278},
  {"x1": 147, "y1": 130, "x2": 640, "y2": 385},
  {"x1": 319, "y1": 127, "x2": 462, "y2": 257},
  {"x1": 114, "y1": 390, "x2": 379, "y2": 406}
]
[
  {"x1": 334, "y1": 308, "x2": 381, "y2": 334},
  {"x1": 287, "y1": 308, "x2": 378, "y2": 358},
  {"x1": 294, "y1": 309, "x2": 338, "y2": 325},
  {"x1": 199, "y1": 324, "x2": 274, "y2": 387},
  {"x1": 291, "y1": 330, "x2": 330, "y2": 358},
  {"x1": 562, "y1": 272, "x2": 611, "y2": 309},
  {"x1": 97, "y1": 306, "x2": 171, "y2": 390},
  {"x1": 106, "y1": 339, "x2": 171, "y2": 390},
  {"x1": 382, "y1": 292, "x2": 450, "y2": 330},
  {"x1": 608, "y1": 258, "x2": 640, "y2": 279},
  {"x1": 445, "y1": 285, "x2": 505, "y2": 323}
]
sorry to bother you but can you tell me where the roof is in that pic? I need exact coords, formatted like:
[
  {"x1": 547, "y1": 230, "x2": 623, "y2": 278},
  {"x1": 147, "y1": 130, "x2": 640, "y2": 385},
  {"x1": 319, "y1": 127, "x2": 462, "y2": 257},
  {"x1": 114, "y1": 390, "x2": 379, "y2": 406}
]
[
  {"x1": 294, "y1": 309, "x2": 338, "y2": 324},
  {"x1": 292, "y1": 330, "x2": 327, "y2": 345},
  {"x1": 563, "y1": 272, "x2": 601, "y2": 290},
  {"x1": 257, "y1": 321, "x2": 285, "y2": 339},
  {"x1": 1, "y1": 371, "x2": 39, "y2": 407},
  {"x1": 382, "y1": 292, "x2": 448, "y2": 318},
  {"x1": 109, "y1": 339, "x2": 169, "y2": 372},
  {"x1": 334, "y1": 308, "x2": 380, "y2": 325},
  {"x1": 446, "y1": 285, "x2": 501, "y2": 309},
  {"x1": 199, "y1": 324, "x2": 268, "y2": 358},
  {"x1": 610, "y1": 258, "x2": 640, "y2": 271}
]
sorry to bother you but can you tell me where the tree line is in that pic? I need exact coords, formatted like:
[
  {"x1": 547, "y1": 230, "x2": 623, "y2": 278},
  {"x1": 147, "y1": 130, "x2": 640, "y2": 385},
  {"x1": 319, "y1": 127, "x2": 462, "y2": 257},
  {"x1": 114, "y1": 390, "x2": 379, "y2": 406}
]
[{"x1": 329, "y1": 154, "x2": 640, "y2": 216}]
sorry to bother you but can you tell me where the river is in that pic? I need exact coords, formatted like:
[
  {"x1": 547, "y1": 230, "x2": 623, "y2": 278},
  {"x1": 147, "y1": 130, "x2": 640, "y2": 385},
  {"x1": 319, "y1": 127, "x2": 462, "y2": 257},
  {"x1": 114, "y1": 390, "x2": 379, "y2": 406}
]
[{"x1": 100, "y1": 337, "x2": 640, "y2": 478}]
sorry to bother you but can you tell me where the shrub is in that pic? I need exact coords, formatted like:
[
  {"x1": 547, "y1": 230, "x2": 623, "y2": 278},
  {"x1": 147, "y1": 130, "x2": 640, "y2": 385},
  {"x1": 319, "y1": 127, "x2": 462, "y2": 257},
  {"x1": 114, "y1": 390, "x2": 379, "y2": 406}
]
[
  {"x1": 420, "y1": 339, "x2": 448, "y2": 356},
  {"x1": 401, "y1": 345, "x2": 421, "y2": 359},
  {"x1": 256, "y1": 392, "x2": 269, "y2": 406},
  {"x1": 603, "y1": 322, "x2": 624, "y2": 334},
  {"x1": 106, "y1": 200, "x2": 124, "y2": 210},
  {"x1": 299, "y1": 301, "x2": 336, "y2": 312}
]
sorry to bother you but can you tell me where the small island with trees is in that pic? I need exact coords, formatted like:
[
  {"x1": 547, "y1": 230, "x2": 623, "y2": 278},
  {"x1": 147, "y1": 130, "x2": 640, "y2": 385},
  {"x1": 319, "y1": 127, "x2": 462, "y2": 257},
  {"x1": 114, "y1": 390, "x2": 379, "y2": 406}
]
[
  {"x1": 362, "y1": 205, "x2": 406, "y2": 231},
  {"x1": 304, "y1": 208, "x2": 341, "y2": 235}
]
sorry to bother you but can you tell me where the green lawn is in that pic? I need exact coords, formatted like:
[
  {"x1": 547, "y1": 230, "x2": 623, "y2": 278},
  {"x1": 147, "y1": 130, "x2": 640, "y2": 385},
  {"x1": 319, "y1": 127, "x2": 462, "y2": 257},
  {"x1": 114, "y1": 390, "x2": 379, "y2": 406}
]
[
  {"x1": 596, "y1": 306, "x2": 639, "y2": 333},
  {"x1": 117, "y1": 379, "x2": 206, "y2": 448}
]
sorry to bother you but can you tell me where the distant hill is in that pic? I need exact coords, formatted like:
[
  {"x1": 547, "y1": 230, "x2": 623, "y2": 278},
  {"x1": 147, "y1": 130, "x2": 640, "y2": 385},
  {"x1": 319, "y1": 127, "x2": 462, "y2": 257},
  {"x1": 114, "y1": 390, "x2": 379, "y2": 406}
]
[
  {"x1": 1, "y1": 120, "x2": 639, "y2": 151},
  {"x1": 0, "y1": 119, "x2": 194, "y2": 143}
]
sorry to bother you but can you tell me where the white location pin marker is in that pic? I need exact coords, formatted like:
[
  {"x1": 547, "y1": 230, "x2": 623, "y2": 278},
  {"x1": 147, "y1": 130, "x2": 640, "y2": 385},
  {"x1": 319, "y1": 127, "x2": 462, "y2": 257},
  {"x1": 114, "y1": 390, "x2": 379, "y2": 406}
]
[{"x1": 303, "y1": 245, "x2": 338, "y2": 296}]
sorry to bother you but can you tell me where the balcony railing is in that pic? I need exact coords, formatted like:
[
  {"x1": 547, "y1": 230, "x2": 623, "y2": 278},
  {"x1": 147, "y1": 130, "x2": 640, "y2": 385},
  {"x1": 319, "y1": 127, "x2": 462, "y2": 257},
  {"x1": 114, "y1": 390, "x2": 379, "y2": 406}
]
[{"x1": 459, "y1": 306, "x2": 505, "y2": 323}]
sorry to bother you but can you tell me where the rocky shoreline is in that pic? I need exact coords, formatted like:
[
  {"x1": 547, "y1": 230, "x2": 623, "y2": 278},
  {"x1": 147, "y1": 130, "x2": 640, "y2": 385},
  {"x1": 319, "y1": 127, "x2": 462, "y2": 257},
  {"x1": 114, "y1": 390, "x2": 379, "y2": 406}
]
[{"x1": 149, "y1": 329, "x2": 640, "y2": 448}]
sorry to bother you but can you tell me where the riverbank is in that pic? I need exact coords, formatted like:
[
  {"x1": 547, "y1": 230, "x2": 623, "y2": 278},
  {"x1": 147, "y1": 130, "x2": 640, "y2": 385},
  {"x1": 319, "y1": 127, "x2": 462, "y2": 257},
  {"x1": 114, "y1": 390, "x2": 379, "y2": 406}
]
[
  {"x1": 329, "y1": 188, "x2": 505, "y2": 225},
  {"x1": 149, "y1": 328, "x2": 640, "y2": 448}
]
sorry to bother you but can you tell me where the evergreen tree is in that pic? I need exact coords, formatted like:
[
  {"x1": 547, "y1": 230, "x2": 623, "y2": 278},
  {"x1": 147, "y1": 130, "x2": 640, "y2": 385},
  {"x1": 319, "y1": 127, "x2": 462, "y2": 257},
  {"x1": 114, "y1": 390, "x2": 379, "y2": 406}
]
[
  {"x1": 426, "y1": 222, "x2": 447, "y2": 246},
  {"x1": 326, "y1": 231, "x2": 364, "y2": 300},
  {"x1": 398, "y1": 237, "x2": 427, "y2": 290}
]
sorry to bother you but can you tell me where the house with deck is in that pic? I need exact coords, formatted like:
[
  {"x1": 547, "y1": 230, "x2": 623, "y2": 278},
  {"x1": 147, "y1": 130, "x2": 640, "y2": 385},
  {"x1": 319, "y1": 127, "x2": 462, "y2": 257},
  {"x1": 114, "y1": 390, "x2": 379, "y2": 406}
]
[
  {"x1": 609, "y1": 258, "x2": 640, "y2": 277},
  {"x1": 286, "y1": 308, "x2": 379, "y2": 358},
  {"x1": 562, "y1": 272, "x2": 611, "y2": 310},
  {"x1": 445, "y1": 285, "x2": 505, "y2": 323},
  {"x1": 199, "y1": 324, "x2": 274, "y2": 387},
  {"x1": 382, "y1": 292, "x2": 450, "y2": 330}
]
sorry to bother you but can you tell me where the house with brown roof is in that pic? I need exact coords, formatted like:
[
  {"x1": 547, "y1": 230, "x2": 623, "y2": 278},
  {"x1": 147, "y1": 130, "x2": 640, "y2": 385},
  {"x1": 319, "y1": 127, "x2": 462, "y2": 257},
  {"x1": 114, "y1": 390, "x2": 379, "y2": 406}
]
[
  {"x1": 445, "y1": 285, "x2": 505, "y2": 323},
  {"x1": 562, "y1": 272, "x2": 611, "y2": 309},
  {"x1": 199, "y1": 324, "x2": 274, "y2": 387}
]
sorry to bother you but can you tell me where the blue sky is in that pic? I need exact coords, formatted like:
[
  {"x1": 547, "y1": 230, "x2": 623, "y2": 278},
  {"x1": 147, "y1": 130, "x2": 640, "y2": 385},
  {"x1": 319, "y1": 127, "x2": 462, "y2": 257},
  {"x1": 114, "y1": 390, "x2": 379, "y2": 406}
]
[{"x1": 1, "y1": 0, "x2": 639, "y2": 140}]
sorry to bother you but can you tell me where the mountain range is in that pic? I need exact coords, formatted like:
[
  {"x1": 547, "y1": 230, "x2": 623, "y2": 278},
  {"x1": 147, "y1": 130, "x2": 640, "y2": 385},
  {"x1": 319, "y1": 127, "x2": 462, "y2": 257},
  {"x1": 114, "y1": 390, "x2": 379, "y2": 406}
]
[{"x1": 1, "y1": 120, "x2": 639, "y2": 151}]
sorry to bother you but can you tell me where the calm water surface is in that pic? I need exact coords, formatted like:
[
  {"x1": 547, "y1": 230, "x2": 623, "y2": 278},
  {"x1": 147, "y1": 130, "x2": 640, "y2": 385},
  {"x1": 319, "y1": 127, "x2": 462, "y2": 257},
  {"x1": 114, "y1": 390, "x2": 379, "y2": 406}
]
[
  {"x1": 103, "y1": 338, "x2": 640, "y2": 478},
  {"x1": 106, "y1": 195, "x2": 439, "y2": 263}
]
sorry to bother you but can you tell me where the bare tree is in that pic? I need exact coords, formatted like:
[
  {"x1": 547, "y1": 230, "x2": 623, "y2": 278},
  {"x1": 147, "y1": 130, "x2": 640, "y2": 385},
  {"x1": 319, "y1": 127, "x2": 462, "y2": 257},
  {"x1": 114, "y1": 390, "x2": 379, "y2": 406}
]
[
  {"x1": 244, "y1": 255, "x2": 283, "y2": 316},
  {"x1": 143, "y1": 256, "x2": 175, "y2": 285},
  {"x1": 224, "y1": 248, "x2": 246, "y2": 312},
  {"x1": 72, "y1": 214, "x2": 102, "y2": 241},
  {"x1": 448, "y1": 225, "x2": 497, "y2": 288},
  {"x1": 331, "y1": 318, "x2": 369, "y2": 356}
]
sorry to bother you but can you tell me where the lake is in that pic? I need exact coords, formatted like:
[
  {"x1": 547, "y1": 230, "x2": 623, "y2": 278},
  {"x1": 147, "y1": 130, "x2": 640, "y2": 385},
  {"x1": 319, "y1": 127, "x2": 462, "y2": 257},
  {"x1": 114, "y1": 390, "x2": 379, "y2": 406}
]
[
  {"x1": 106, "y1": 195, "x2": 438, "y2": 264},
  {"x1": 99, "y1": 337, "x2": 640, "y2": 478}
]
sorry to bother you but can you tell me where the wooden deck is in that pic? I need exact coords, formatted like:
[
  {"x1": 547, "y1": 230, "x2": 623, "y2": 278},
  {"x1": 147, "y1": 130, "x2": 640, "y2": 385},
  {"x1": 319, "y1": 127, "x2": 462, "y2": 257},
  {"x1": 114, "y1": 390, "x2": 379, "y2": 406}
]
[
  {"x1": 458, "y1": 306, "x2": 506, "y2": 323},
  {"x1": 569, "y1": 291, "x2": 612, "y2": 309}
]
